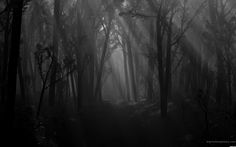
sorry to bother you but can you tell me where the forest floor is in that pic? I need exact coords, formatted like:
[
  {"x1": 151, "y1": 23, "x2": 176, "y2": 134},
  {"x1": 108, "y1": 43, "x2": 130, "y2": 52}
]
[
  {"x1": 2, "y1": 95, "x2": 236, "y2": 147},
  {"x1": 74, "y1": 98, "x2": 236, "y2": 147}
]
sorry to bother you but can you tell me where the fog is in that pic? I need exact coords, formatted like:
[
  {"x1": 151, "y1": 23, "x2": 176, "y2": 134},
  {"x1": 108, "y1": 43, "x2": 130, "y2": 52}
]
[{"x1": 0, "y1": 0, "x2": 236, "y2": 146}]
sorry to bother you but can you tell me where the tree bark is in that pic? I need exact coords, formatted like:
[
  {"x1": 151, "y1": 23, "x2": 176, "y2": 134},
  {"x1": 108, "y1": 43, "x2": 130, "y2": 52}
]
[
  {"x1": 227, "y1": 62, "x2": 232, "y2": 105},
  {"x1": 49, "y1": 0, "x2": 60, "y2": 106},
  {"x1": 123, "y1": 46, "x2": 130, "y2": 101},
  {"x1": 208, "y1": 0, "x2": 227, "y2": 109},
  {"x1": 126, "y1": 36, "x2": 137, "y2": 102},
  {"x1": 70, "y1": 73, "x2": 77, "y2": 109},
  {"x1": 156, "y1": 9, "x2": 166, "y2": 117},
  {"x1": 77, "y1": 70, "x2": 83, "y2": 112},
  {"x1": 37, "y1": 60, "x2": 53, "y2": 118},
  {"x1": 164, "y1": 16, "x2": 173, "y2": 117},
  {"x1": 18, "y1": 59, "x2": 26, "y2": 103},
  {"x1": 147, "y1": 20, "x2": 155, "y2": 101},
  {"x1": 94, "y1": 19, "x2": 112, "y2": 102},
  {"x1": 1, "y1": 5, "x2": 10, "y2": 104},
  {"x1": 4, "y1": 0, "x2": 23, "y2": 129}
]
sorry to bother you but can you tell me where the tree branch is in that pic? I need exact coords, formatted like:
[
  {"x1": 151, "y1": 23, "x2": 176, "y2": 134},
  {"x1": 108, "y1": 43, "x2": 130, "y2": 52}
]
[
  {"x1": 45, "y1": 68, "x2": 76, "y2": 90},
  {"x1": 171, "y1": 0, "x2": 207, "y2": 46}
]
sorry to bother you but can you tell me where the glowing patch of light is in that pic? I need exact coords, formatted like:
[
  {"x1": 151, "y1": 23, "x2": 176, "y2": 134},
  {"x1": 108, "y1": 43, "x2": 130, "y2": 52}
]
[
  {"x1": 117, "y1": 16, "x2": 139, "y2": 51},
  {"x1": 122, "y1": 0, "x2": 129, "y2": 8},
  {"x1": 135, "y1": 19, "x2": 150, "y2": 42},
  {"x1": 184, "y1": 28, "x2": 215, "y2": 71}
]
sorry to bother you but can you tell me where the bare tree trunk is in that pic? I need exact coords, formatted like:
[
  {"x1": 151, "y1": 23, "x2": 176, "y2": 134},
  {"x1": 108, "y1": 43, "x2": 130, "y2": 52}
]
[
  {"x1": 147, "y1": 21, "x2": 155, "y2": 101},
  {"x1": 156, "y1": 10, "x2": 166, "y2": 117},
  {"x1": 49, "y1": 62, "x2": 57, "y2": 106},
  {"x1": 70, "y1": 73, "x2": 77, "y2": 109},
  {"x1": 94, "y1": 19, "x2": 112, "y2": 102},
  {"x1": 225, "y1": 46, "x2": 232, "y2": 106},
  {"x1": 1, "y1": 5, "x2": 10, "y2": 104},
  {"x1": 77, "y1": 72, "x2": 82, "y2": 112},
  {"x1": 208, "y1": 0, "x2": 229, "y2": 110},
  {"x1": 18, "y1": 59, "x2": 26, "y2": 103},
  {"x1": 227, "y1": 63, "x2": 232, "y2": 105},
  {"x1": 147, "y1": 60, "x2": 154, "y2": 101},
  {"x1": 49, "y1": 0, "x2": 60, "y2": 106},
  {"x1": 164, "y1": 17, "x2": 173, "y2": 116},
  {"x1": 123, "y1": 47, "x2": 130, "y2": 101},
  {"x1": 4, "y1": 0, "x2": 23, "y2": 129},
  {"x1": 126, "y1": 37, "x2": 137, "y2": 102},
  {"x1": 37, "y1": 61, "x2": 53, "y2": 118},
  {"x1": 21, "y1": 23, "x2": 32, "y2": 104}
]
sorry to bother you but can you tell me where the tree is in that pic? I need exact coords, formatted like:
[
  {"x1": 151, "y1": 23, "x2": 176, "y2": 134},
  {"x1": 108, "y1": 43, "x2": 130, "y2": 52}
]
[
  {"x1": 94, "y1": 0, "x2": 121, "y2": 102},
  {"x1": 48, "y1": 0, "x2": 60, "y2": 106},
  {"x1": 4, "y1": 0, "x2": 24, "y2": 134},
  {"x1": 35, "y1": 45, "x2": 54, "y2": 117},
  {"x1": 120, "y1": 0, "x2": 205, "y2": 117},
  {"x1": 207, "y1": 0, "x2": 236, "y2": 111},
  {"x1": 94, "y1": 15, "x2": 113, "y2": 102},
  {"x1": 0, "y1": 0, "x2": 10, "y2": 104}
]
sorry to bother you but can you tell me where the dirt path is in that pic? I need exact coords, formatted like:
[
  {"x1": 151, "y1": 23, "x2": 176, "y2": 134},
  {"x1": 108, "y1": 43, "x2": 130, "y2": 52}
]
[{"x1": 75, "y1": 103, "x2": 202, "y2": 147}]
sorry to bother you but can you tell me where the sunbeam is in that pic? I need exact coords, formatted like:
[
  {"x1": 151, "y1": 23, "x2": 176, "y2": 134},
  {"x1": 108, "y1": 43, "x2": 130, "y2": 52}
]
[{"x1": 1, "y1": 0, "x2": 236, "y2": 146}]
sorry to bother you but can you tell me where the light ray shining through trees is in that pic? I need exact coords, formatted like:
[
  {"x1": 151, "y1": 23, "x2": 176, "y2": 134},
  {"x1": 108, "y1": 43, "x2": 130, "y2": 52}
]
[{"x1": 1, "y1": 0, "x2": 236, "y2": 146}]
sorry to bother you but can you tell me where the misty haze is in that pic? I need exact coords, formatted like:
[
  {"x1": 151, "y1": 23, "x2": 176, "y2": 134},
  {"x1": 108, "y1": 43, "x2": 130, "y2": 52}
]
[{"x1": 0, "y1": 0, "x2": 236, "y2": 147}]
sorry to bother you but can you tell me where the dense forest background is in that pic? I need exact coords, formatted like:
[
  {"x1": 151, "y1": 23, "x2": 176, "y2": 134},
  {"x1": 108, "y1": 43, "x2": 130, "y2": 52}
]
[{"x1": 0, "y1": 0, "x2": 236, "y2": 146}]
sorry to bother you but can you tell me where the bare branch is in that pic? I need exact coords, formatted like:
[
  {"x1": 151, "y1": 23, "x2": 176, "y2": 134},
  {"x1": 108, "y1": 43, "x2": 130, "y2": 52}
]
[
  {"x1": 171, "y1": 0, "x2": 207, "y2": 46},
  {"x1": 45, "y1": 68, "x2": 76, "y2": 90}
]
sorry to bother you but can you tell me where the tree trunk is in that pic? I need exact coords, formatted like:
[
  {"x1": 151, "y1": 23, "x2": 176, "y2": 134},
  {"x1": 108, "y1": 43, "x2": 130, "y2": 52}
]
[
  {"x1": 225, "y1": 46, "x2": 232, "y2": 106},
  {"x1": 48, "y1": 62, "x2": 57, "y2": 106},
  {"x1": 126, "y1": 37, "x2": 137, "y2": 102},
  {"x1": 156, "y1": 11, "x2": 166, "y2": 117},
  {"x1": 147, "y1": 59, "x2": 154, "y2": 101},
  {"x1": 94, "y1": 19, "x2": 112, "y2": 102},
  {"x1": 1, "y1": 6, "x2": 10, "y2": 104},
  {"x1": 208, "y1": 0, "x2": 227, "y2": 110},
  {"x1": 4, "y1": 0, "x2": 23, "y2": 129},
  {"x1": 123, "y1": 47, "x2": 130, "y2": 101},
  {"x1": 18, "y1": 59, "x2": 26, "y2": 103},
  {"x1": 227, "y1": 62, "x2": 232, "y2": 105},
  {"x1": 49, "y1": 0, "x2": 60, "y2": 106},
  {"x1": 70, "y1": 73, "x2": 77, "y2": 110},
  {"x1": 37, "y1": 60, "x2": 54, "y2": 118},
  {"x1": 147, "y1": 20, "x2": 155, "y2": 101},
  {"x1": 164, "y1": 17, "x2": 173, "y2": 117},
  {"x1": 77, "y1": 73, "x2": 82, "y2": 112}
]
